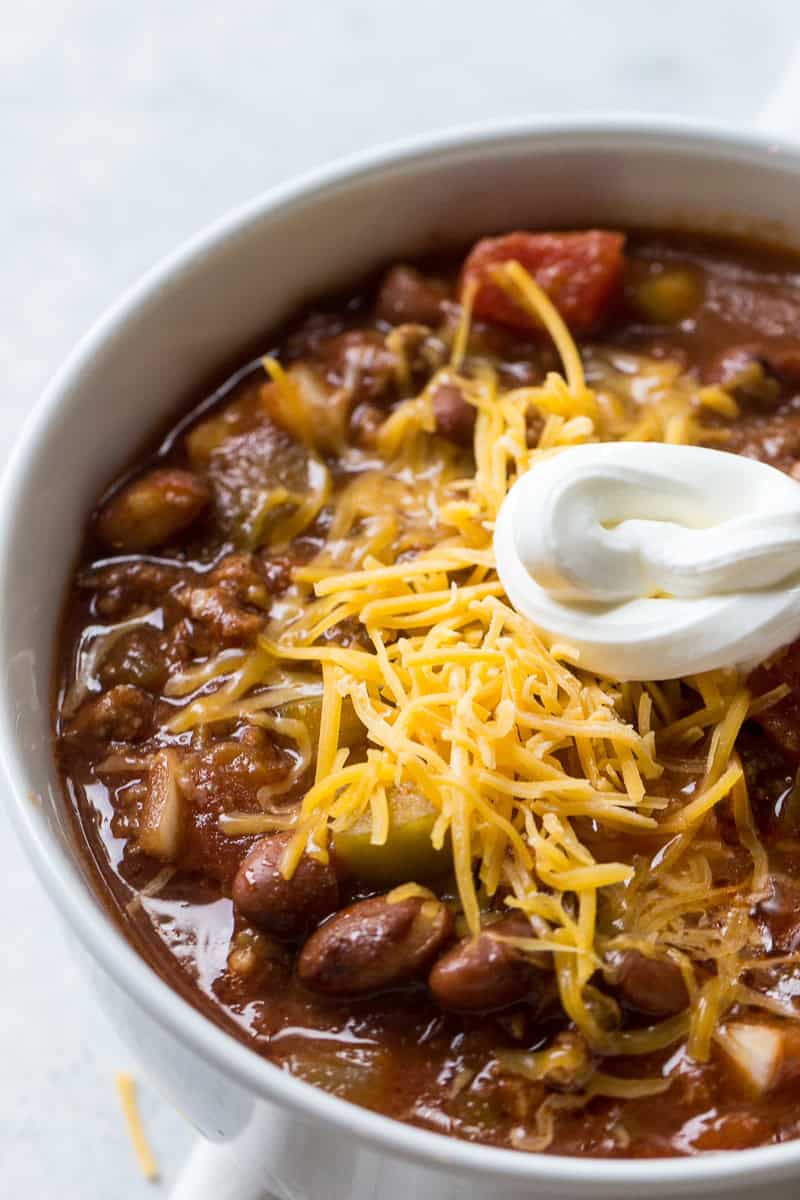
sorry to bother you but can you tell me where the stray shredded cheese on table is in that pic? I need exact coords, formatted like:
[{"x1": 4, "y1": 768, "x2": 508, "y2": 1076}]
[{"x1": 115, "y1": 1072, "x2": 159, "y2": 1182}]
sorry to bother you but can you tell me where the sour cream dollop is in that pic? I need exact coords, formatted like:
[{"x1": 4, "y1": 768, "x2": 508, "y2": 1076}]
[{"x1": 493, "y1": 443, "x2": 800, "y2": 680}]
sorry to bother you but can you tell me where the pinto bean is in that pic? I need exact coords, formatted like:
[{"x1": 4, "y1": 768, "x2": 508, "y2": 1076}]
[
  {"x1": 96, "y1": 468, "x2": 210, "y2": 551},
  {"x1": 428, "y1": 913, "x2": 546, "y2": 1012},
  {"x1": 297, "y1": 892, "x2": 453, "y2": 995},
  {"x1": 232, "y1": 832, "x2": 342, "y2": 940},
  {"x1": 432, "y1": 382, "x2": 475, "y2": 446},
  {"x1": 608, "y1": 948, "x2": 689, "y2": 1017},
  {"x1": 375, "y1": 265, "x2": 448, "y2": 327}
]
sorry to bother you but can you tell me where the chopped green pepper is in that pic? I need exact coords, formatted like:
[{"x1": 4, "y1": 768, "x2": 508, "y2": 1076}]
[{"x1": 334, "y1": 786, "x2": 450, "y2": 886}]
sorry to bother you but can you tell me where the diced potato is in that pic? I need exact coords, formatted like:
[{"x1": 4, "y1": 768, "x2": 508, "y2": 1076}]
[
  {"x1": 138, "y1": 749, "x2": 185, "y2": 862},
  {"x1": 630, "y1": 267, "x2": 703, "y2": 324},
  {"x1": 333, "y1": 786, "x2": 450, "y2": 887},
  {"x1": 717, "y1": 1022, "x2": 793, "y2": 1096}
]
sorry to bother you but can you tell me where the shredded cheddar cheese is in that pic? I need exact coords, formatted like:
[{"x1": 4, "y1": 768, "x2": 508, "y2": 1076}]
[{"x1": 172, "y1": 262, "x2": 789, "y2": 1075}]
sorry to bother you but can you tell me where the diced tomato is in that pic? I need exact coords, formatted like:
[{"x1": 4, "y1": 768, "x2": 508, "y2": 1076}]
[{"x1": 460, "y1": 230, "x2": 626, "y2": 334}]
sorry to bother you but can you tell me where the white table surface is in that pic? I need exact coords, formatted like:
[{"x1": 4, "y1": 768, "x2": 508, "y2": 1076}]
[{"x1": 3, "y1": 1, "x2": 800, "y2": 1194}]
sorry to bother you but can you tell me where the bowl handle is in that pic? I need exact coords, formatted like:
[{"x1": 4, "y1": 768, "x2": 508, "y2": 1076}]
[{"x1": 170, "y1": 1137, "x2": 278, "y2": 1200}]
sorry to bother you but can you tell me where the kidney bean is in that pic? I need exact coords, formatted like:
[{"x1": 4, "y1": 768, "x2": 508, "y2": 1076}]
[
  {"x1": 297, "y1": 892, "x2": 453, "y2": 995},
  {"x1": 608, "y1": 948, "x2": 689, "y2": 1017},
  {"x1": 232, "y1": 832, "x2": 342, "y2": 940},
  {"x1": 375, "y1": 266, "x2": 448, "y2": 327},
  {"x1": 431, "y1": 381, "x2": 475, "y2": 446},
  {"x1": 96, "y1": 468, "x2": 211, "y2": 552},
  {"x1": 428, "y1": 913, "x2": 546, "y2": 1012}
]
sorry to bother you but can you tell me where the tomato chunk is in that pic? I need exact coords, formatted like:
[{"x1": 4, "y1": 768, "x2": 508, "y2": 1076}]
[{"x1": 461, "y1": 230, "x2": 625, "y2": 334}]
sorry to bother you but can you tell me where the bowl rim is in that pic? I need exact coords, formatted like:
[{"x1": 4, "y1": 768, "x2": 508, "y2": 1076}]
[{"x1": 6, "y1": 112, "x2": 800, "y2": 1189}]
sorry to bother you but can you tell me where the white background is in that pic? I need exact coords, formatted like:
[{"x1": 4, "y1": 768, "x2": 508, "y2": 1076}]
[{"x1": 2, "y1": 1, "x2": 800, "y2": 1194}]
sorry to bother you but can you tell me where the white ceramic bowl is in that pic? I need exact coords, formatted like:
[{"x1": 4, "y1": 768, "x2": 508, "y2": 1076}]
[{"x1": 6, "y1": 116, "x2": 800, "y2": 1200}]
